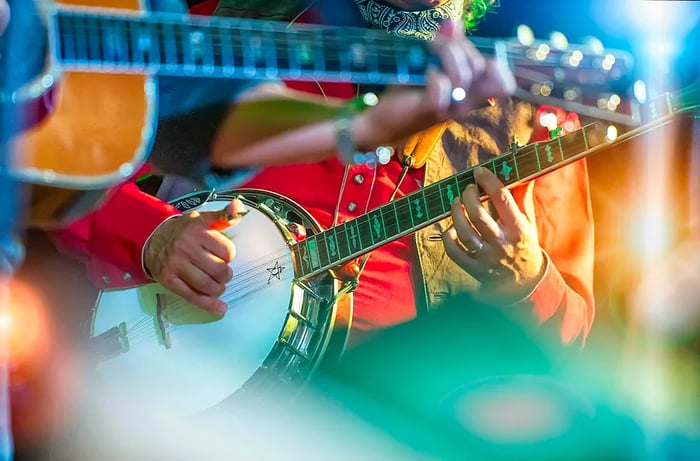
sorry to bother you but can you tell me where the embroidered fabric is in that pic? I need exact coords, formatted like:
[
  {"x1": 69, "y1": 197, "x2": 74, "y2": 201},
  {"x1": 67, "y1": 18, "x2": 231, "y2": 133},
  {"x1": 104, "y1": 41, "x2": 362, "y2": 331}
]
[{"x1": 353, "y1": 0, "x2": 464, "y2": 41}]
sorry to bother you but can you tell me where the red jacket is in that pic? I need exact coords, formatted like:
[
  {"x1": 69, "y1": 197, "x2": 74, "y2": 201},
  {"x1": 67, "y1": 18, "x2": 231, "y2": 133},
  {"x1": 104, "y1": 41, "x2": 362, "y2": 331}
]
[{"x1": 51, "y1": 2, "x2": 594, "y2": 344}]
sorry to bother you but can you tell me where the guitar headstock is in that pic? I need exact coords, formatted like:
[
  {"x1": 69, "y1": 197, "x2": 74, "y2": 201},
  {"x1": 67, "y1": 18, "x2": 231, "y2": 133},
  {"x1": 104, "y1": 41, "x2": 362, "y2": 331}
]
[{"x1": 487, "y1": 26, "x2": 637, "y2": 125}]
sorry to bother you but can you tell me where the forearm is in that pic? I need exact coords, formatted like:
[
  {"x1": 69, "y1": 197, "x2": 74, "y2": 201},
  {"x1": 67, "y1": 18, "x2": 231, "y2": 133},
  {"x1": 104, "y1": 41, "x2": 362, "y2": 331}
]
[{"x1": 211, "y1": 85, "x2": 444, "y2": 169}]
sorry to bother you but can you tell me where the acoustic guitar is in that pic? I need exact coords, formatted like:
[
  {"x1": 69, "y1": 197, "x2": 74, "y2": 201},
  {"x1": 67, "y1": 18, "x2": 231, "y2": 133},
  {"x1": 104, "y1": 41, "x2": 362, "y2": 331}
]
[{"x1": 3, "y1": 0, "x2": 634, "y2": 225}]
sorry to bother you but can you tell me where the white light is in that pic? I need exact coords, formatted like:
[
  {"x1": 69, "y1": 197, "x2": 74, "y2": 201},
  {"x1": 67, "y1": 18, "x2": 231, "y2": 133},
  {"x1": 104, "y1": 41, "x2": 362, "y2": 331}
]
[
  {"x1": 564, "y1": 89, "x2": 578, "y2": 101},
  {"x1": 601, "y1": 53, "x2": 616, "y2": 71},
  {"x1": 633, "y1": 80, "x2": 648, "y2": 104},
  {"x1": 606, "y1": 125, "x2": 618, "y2": 142},
  {"x1": 517, "y1": 24, "x2": 535, "y2": 46},
  {"x1": 539, "y1": 112, "x2": 558, "y2": 131},
  {"x1": 549, "y1": 31, "x2": 569, "y2": 51},
  {"x1": 0, "y1": 312, "x2": 11, "y2": 332},
  {"x1": 362, "y1": 92, "x2": 379, "y2": 107},
  {"x1": 451, "y1": 87, "x2": 467, "y2": 102},
  {"x1": 584, "y1": 36, "x2": 605, "y2": 55},
  {"x1": 535, "y1": 44, "x2": 550, "y2": 61}
]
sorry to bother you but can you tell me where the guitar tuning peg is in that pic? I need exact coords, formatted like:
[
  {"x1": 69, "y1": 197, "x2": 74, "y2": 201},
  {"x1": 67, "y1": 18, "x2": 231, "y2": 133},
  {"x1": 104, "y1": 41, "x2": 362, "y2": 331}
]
[{"x1": 549, "y1": 31, "x2": 569, "y2": 51}]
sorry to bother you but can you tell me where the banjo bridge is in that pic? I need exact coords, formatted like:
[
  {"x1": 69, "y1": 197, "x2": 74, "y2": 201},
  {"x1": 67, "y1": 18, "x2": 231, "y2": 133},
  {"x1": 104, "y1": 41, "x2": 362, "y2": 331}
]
[{"x1": 89, "y1": 322, "x2": 130, "y2": 361}]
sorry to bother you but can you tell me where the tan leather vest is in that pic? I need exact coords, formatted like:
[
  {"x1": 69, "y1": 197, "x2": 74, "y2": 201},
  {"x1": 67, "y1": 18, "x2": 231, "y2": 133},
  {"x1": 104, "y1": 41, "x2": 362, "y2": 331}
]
[{"x1": 408, "y1": 99, "x2": 534, "y2": 311}]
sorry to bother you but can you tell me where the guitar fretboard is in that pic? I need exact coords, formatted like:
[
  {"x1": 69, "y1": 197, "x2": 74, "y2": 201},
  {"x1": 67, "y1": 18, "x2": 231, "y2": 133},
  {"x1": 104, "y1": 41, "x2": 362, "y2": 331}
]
[
  {"x1": 293, "y1": 122, "x2": 609, "y2": 279},
  {"x1": 53, "y1": 9, "x2": 435, "y2": 84}
]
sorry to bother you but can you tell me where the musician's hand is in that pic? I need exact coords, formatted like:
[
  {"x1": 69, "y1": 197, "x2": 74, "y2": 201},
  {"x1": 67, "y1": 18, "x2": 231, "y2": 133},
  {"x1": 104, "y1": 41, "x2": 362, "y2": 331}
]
[
  {"x1": 143, "y1": 199, "x2": 247, "y2": 315},
  {"x1": 443, "y1": 167, "x2": 545, "y2": 302},
  {"x1": 352, "y1": 19, "x2": 515, "y2": 150},
  {"x1": 0, "y1": 0, "x2": 8, "y2": 36}
]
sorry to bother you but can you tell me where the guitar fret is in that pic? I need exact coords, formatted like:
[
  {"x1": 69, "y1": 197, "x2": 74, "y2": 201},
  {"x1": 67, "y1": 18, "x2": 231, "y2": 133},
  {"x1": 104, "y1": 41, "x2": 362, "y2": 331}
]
[
  {"x1": 53, "y1": 11, "x2": 432, "y2": 84},
  {"x1": 61, "y1": 14, "x2": 77, "y2": 62},
  {"x1": 261, "y1": 24, "x2": 278, "y2": 78},
  {"x1": 382, "y1": 204, "x2": 400, "y2": 238},
  {"x1": 160, "y1": 21, "x2": 177, "y2": 70},
  {"x1": 128, "y1": 19, "x2": 146, "y2": 68},
  {"x1": 347, "y1": 219, "x2": 362, "y2": 253},
  {"x1": 392, "y1": 201, "x2": 402, "y2": 234},
  {"x1": 86, "y1": 15, "x2": 103, "y2": 64},
  {"x1": 334, "y1": 224, "x2": 351, "y2": 260},
  {"x1": 118, "y1": 18, "x2": 134, "y2": 67},
  {"x1": 425, "y1": 186, "x2": 444, "y2": 218},
  {"x1": 73, "y1": 15, "x2": 89, "y2": 64},
  {"x1": 514, "y1": 146, "x2": 541, "y2": 179},
  {"x1": 457, "y1": 169, "x2": 476, "y2": 194}
]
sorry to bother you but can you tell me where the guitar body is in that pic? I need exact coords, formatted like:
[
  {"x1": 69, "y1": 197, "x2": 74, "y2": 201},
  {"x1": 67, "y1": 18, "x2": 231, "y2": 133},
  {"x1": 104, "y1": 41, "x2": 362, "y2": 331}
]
[
  {"x1": 8, "y1": 0, "x2": 154, "y2": 190},
  {"x1": 89, "y1": 189, "x2": 352, "y2": 416}
]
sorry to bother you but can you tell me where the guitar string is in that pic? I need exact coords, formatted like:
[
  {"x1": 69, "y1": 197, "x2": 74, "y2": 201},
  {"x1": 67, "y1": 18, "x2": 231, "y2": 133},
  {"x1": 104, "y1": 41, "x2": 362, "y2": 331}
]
[
  {"x1": 53, "y1": 16, "x2": 602, "y2": 70},
  {"x1": 301, "y1": 131, "x2": 592, "y2": 272},
  {"x1": 56, "y1": 11, "x2": 611, "y2": 60},
  {"x1": 117, "y1": 249, "x2": 293, "y2": 341},
  {"x1": 121, "y1": 120, "x2": 594, "y2": 345}
]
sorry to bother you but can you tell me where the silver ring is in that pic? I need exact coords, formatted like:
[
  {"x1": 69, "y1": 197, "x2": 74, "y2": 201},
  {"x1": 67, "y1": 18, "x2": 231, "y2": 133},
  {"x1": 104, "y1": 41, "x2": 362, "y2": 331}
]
[{"x1": 467, "y1": 239, "x2": 484, "y2": 255}]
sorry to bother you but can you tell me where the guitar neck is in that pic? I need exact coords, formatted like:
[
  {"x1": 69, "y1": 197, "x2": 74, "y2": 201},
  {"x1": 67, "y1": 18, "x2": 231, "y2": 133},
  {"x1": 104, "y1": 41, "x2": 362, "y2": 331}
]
[
  {"x1": 293, "y1": 122, "x2": 610, "y2": 279},
  {"x1": 293, "y1": 78, "x2": 700, "y2": 279},
  {"x1": 53, "y1": 8, "x2": 435, "y2": 84}
]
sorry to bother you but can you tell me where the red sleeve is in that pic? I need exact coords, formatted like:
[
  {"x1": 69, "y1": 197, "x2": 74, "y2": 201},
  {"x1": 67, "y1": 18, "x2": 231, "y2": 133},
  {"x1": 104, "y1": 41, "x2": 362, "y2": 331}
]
[
  {"x1": 50, "y1": 167, "x2": 180, "y2": 289},
  {"x1": 511, "y1": 106, "x2": 595, "y2": 344}
]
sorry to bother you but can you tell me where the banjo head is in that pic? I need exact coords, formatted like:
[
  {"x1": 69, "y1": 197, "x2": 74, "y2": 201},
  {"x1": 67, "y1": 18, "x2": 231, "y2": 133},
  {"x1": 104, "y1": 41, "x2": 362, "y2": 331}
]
[{"x1": 89, "y1": 189, "x2": 351, "y2": 417}]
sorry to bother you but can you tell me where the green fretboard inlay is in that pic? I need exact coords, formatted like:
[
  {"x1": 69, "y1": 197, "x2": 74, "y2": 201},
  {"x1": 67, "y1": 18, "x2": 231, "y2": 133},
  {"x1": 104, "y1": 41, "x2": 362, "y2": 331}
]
[
  {"x1": 292, "y1": 122, "x2": 612, "y2": 279},
  {"x1": 499, "y1": 161, "x2": 513, "y2": 181}
]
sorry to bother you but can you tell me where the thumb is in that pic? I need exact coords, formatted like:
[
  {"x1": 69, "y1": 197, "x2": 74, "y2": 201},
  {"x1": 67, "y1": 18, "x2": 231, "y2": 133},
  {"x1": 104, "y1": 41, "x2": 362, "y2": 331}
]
[{"x1": 199, "y1": 199, "x2": 248, "y2": 231}]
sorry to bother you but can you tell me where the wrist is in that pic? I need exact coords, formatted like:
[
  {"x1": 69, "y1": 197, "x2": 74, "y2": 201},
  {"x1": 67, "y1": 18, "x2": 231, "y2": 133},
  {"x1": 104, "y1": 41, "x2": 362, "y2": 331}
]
[
  {"x1": 142, "y1": 214, "x2": 180, "y2": 279},
  {"x1": 334, "y1": 94, "x2": 378, "y2": 164}
]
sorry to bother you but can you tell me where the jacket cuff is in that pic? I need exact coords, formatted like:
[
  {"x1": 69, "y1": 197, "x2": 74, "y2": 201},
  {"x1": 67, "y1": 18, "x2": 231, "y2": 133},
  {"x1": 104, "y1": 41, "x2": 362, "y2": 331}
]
[{"x1": 526, "y1": 251, "x2": 568, "y2": 321}]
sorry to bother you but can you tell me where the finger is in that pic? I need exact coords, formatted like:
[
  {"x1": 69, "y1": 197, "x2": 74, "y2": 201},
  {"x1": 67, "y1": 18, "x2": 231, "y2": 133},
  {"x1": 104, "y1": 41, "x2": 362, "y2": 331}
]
[
  {"x1": 474, "y1": 167, "x2": 523, "y2": 235},
  {"x1": 437, "y1": 18, "x2": 464, "y2": 40},
  {"x1": 477, "y1": 59, "x2": 516, "y2": 100},
  {"x1": 200, "y1": 199, "x2": 249, "y2": 231},
  {"x1": 190, "y1": 250, "x2": 233, "y2": 286},
  {"x1": 200, "y1": 230, "x2": 236, "y2": 263},
  {"x1": 166, "y1": 276, "x2": 227, "y2": 315},
  {"x1": 450, "y1": 199, "x2": 485, "y2": 252},
  {"x1": 424, "y1": 69, "x2": 454, "y2": 120},
  {"x1": 462, "y1": 182, "x2": 503, "y2": 242},
  {"x1": 178, "y1": 263, "x2": 226, "y2": 298},
  {"x1": 430, "y1": 37, "x2": 471, "y2": 97},
  {"x1": 443, "y1": 227, "x2": 483, "y2": 274}
]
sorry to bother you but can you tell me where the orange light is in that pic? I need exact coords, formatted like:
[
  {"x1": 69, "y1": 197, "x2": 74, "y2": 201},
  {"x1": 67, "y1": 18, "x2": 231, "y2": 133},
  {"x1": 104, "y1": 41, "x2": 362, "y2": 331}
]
[{"x1": 0, "y1": 280, "x2": 49, "y2": 366}]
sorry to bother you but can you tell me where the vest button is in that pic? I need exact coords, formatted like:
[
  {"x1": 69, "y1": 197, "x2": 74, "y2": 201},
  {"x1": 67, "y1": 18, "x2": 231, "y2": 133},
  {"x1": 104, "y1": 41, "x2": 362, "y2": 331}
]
[
  {"x1": 347, "y1": 202, "x2": 358, "y2": 212},
  {"x1": 353, "y1": 174, "x2": 365, "y2": 184}
]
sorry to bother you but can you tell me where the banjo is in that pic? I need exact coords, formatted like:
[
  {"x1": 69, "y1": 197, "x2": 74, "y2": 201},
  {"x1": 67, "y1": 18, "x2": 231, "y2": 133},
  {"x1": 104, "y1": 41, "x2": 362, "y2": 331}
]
[{"x1": 88, "y1": 77, "x2": 700, "y2": 417}]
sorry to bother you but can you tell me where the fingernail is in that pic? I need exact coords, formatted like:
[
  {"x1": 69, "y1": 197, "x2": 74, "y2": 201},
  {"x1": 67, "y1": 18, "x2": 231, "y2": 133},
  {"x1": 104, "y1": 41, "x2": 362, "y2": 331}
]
[
  {"x1": 215, "y1": 302, "x2": 228, "y2": 315},
  {"x1": 227, "y1": 209, "x2": 249, "y2": 220},
  {"x1": 474, "y1": 166, "x2": 486, "y2": 177}
]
